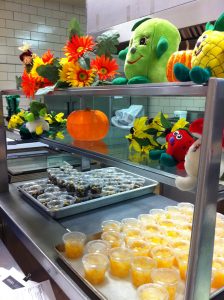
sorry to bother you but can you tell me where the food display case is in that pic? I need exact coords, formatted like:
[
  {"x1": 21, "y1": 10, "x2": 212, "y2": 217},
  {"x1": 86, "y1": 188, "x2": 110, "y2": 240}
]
[{"x1": 0, "y1": 79, "x2": 224, "y2": 300}]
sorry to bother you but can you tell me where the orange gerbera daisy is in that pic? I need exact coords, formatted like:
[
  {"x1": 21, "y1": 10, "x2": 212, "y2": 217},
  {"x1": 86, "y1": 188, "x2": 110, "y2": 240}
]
[
  {"x1": 64, "y1": 35, "x2": 95, "y2": 62},
  {"x1": 67, "y1": 63, "x2": 96, "y2": 87},
  {"x1": 21, "y1": 70, "x2": 39, "y2": 98},
  {"x1": 42, "y1": 50, "x2": 54, "y2": 64},
  {"x1": 91, "y1": 55, "x2": 119, "y2": 81}
]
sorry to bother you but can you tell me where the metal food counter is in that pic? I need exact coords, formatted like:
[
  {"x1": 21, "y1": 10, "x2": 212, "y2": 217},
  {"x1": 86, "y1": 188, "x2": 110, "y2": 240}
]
[{"x1": 0, "y1": 183, "x2": 177, "y2": 300}]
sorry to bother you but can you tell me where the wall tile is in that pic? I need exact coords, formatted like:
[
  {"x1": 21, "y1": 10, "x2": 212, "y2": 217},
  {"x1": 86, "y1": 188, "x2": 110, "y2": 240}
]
[
  {"x1": 0, "y1": 63, "x2": 16, "y2": 72},
  {"x1": 0, "y1": 55, "x2": 7, "y2": 63},
  {"x1": 37, "y1": 7, "x2": 54, "y2": 18},
  {"x1": 0, "y1": 1, "x2": 5, "y2": 9},
  {"x1": 0, "y1": 72, "x2": 7, "y2": 80},
  {"x1": 0, "y1": 46, "x2": 14, "y2": 55},
  {"x1": 31, "y1": 31, "x2": 47, "y2": 41},
  {"x1": 0, "y1": 37, "x2": 6, "y2": 45},
  {"x1": 46, "y1": 17, "x2": 59, "y2": 27},
  {"x1": 30, "y1": 14, "x2": 45, "y2": 24},
  {"x1": 0, "y1": 80, "x2": 16, "y2": 89},
  {"x1": 14, "y1": 11, "x2": 29, "y2": 22},
  {"x1": 30, "y1": 0, "x2": 45, "y2": 8},
  {"x1": 15, "y1": 64, "x2": 23, "y2": 72},
  {"x1": 0, "y1": 28, "x2": 14, "y2": 37},
  {"x1": 7, "y1": 55, "x2": 21, "y2": 64},
  {"x1": 5, "y1": 1, "x2": 21, "y2": 12},
  {"x1": 15, "y1": 30, "x2": 30, "y2": 39},
  {"x1": 0, "y1": 18, "x2": 5, "y2": 27},
  {"x1": 0, "y1": 9, "x2": 13, "y2": 19},
  {"x1": 45, "y1": 0, "x2": 59, "y2": 10},
  {"x1": 22, "y1": 5, "x2": 38, "y2": 15},
  {"x1": 38, "y1": 24, "x2": 53, "y2": 33}
]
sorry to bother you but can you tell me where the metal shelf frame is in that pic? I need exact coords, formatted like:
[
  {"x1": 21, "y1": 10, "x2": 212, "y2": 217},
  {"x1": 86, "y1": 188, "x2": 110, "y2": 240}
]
[{"x1": 1, "y1": 79, "x2": 224, "y2": 300}]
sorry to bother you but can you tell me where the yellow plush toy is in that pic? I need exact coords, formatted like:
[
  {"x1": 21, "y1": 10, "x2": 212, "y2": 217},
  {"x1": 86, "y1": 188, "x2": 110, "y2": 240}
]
[{"x1": 174, "y1": 12, "x2": 224, "y2": 84}]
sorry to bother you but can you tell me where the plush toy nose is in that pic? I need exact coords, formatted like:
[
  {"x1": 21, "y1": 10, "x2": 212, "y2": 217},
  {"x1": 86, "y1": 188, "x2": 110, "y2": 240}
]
[
  {"x1": 169, "y1": 136, "x2": 175, "y2": 145},
  {"x1": 130, "y1": 47, "x2": 137, "y2": 54}
]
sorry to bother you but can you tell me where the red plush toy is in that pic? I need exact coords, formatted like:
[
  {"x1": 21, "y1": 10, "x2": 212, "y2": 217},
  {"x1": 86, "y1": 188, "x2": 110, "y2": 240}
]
[{"x1": 164, "y1": 129, "x2": 195, "y2": 169}]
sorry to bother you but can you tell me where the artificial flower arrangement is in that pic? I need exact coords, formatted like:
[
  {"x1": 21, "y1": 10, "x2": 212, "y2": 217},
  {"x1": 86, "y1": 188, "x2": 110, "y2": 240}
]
[
  {"x1": 126, "y1": 112, "x2": 193, "y2": 169},
  {"x1": 8, "y1": 100, "x2": 67, "y2": 140},
  {"x1": 19, "y1": 18, "x2": 120, "y2": 98}
]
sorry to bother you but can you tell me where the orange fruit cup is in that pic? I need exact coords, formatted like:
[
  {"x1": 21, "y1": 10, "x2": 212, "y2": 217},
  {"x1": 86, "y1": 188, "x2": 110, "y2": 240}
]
[
  {"x1": 63, "y1": 231, "x2": 86, "y2": 259},
  {"x1": 131, "y1": 256, "x2": 157, "y2": 287},
  {"x1": 109, "y1": 247, "x2": 132, "y2": 278}
]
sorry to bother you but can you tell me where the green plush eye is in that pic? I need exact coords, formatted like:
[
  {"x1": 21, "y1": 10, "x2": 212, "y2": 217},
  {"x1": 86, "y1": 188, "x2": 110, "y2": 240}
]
[{"x1": 139, "y1": 37, "x2": 147, "y2": 45}]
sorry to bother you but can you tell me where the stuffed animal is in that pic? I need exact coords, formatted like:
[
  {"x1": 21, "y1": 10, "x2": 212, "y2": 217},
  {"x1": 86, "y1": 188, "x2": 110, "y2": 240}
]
[
  {"x1": 174, "y1": 12, "x2": 224, "y2": 84},
  {"x1": 112, "y1": 18, "x2": 181, "y2": 85},
  {"x1": 150, "y1": 129, "x2": 195, "y2": 169},
  {"x1": 175, "y1": 119, "x2": 224, "y2": 191}
]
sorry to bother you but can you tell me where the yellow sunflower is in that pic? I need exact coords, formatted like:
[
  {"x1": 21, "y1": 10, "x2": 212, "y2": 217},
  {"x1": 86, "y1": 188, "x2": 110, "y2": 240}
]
[
  {"x1": 30, "y1": 56, "x2": 45, "y2": 82},
  {"x1": 171, "y1": 118, "x2": 189, "y2": 132},
  {"x1": 59, "y1": 59, "x2": 74, "y2": 83},
  {"x1": 67, "y1": 63, "x2": 96, "y2": 87}
]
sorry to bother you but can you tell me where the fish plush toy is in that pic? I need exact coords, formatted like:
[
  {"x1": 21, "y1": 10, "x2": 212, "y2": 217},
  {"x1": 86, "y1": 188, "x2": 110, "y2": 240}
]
[
  {"x1": 112, "y1": 18, "x2": 181, "y2": 84},
  {"x1": 174, "y1": 12, "x2": 224, "y2": 84}
]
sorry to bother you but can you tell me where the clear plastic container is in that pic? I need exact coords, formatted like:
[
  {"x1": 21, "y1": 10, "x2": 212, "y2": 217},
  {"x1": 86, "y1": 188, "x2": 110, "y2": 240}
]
[
  {"x1": 176, "y1": 251, "x2": 189, "y2": 281},
  {"x1": 37, "y1": 193, "x2": 53, "y2": 204},
  {"x1": 89, "y1": 181, "x2": 103, "y2": 195},
  {"x1": 82, "y1": 253, "x2": 109, "y2": 285},
  {"x1": 151, "y1": 268, "x2": 180, "y2": 300},
  {"x1": 149, "y1": 209, "x2": 165, "y2": 222},
  {"x1": 102, "y1": 186, "x2": 118, "y2": 196},
  {"x1": 75, "y1": 181, "x2": 90, "y2": 198},
  {"x1": 59, "y1": 194, "x2": 75, "y2": 206},
  {"x1": 109, "y1": 247, "x2": 132, "y2": 278},
  {"x1": 101, "y1": 231, "x2": 123, "y2": 248},
  {"x1": 44, "y1": 186, "x2": 60, "y2": 194},
  {"x1": 101, "y1": 220, "x2": 121, "y2": 233},
  {"x1": 46, "y1": 199, "x2": 64, "y2": 210},
  {"x1": 25, "y1": 185, "x2": 43, "y2": 197},
  {"x1": 22, "y1": 182, "x2": 36, "y2": 190},
  {"x1": 131, "y1": 256, "x2": 157, "y2": 287},
  {"x1": 138, "y1": 214, "x2": 155, "y2": 225},
  {"x1": 212, "y1": 257, "x2": 224, "y2": 289},
  {"x1": 151, "y1": 246, "x2": 175, "y2": 268},
  {"x1": 121, "y1": 218, "x2": 140, "y2": 231},
  {"x1": 63, "y1": 231, "x2": 86, "y2": 259},
  {"x1": 86, "y1": 240, "x2": 110, "y2": 256},
  {"x1": 137, "y1": 283, "x2": 169, "y2": 300},
  {"x1": 123, "y1": 227, "x2": 142, "y2": 245},
  {"x1": 127, "y1": 239, "x2": 150, "y2": 257}
]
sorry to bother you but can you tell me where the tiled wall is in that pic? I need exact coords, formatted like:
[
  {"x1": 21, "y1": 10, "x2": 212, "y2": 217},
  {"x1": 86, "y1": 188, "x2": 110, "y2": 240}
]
[{"x1": 1, "y1": 0, "x2": 86, "y2": 115}]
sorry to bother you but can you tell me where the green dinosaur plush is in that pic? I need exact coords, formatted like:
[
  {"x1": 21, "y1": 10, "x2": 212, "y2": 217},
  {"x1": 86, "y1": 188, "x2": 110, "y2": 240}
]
[
  {"x1": 113, "y1": 18, "x2": 181, "y2": 85},
  {"x1": 174, "y1": 12, "x2": 224, "y2": 84}
]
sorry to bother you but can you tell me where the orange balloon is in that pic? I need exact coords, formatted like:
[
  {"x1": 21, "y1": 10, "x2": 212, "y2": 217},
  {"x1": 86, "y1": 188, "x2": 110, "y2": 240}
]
[{"x1": 67, "y1": 108, "x2": 109, "y2": 141}]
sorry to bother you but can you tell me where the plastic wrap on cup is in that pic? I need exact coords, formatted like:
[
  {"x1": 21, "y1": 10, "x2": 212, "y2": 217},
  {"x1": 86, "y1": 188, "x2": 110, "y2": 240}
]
[
  {"x1": 101, "y1": 220, "x2": 121, "y2": 233},
  {"x1": 44, "y1": 186, "x2": 60, "y2": 194},
  {"x1": 121, "y1": 218, "x2": 140, "y2": 231},
  {"x1": 25, "y1": 184, "x2": 43, "y2": 197},
  {"x1": 176, "y1": 251, "x2": 189, "y2": 281},
  {"x1": 131, "y1": 256, "x2": 157, "y2": 287},
  {"x1": 123, "y1": 227, "x2": 142, "y2": 245},
  {"x1": 138, "y1": 214, "x2": 155, "y2": 226},
  {"x1": 46, "y1": 199, "x2": 64, "y2": 210},
  {"x1": 101, "y1": 231, "x2": 123, "y2": 248},
  {"x1": 102, "y1": 186, "x2": 118, "y2": 196},
  {"x1": 109, "y1": 247, "x2": 132, "y2": 278},
  {"x1": 149, "y1": 209, "x2": 166, "y2": 222},
  {"x1": 75, "y1": 181, "x2": 90, "y2": 198},
  {"x1": 89, "y1": 180, "x2": 103, "y2": 198},
  {"x1": 22, "y1": 182, "x2": 37, "y2": 190},
  {"x1": 151, "y1": 268, "x2": 180, "y2": 300},
  {"x1": 137, "y1": 283, "x2": 169, "y2": 300},
  {"x1": 82, "y1": 253, "x2": 109, "y2": 285},
  {"x1": 59, "y1": 194, "x2": 76, "y2": 206},
  {"x1": 151, "y1": 246, "x2": 175, "y2": 268},
  {"x1": 37, "y1": 193, "x2": 54, "y2": 204},
  {"x1": 127, "y1": 239, "x2": 150, "y2": 257},
  {"x1": 86, "y1": 240, "x2": 110, "y2": 256},
  {"x1": 63, "y1": 231, "x2": 86, "y2": 259}
]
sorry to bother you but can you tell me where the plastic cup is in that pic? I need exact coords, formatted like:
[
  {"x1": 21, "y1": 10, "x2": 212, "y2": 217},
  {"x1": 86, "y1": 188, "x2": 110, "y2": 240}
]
[
  {"x1": 109, "y1": 247, "x2": 132, "y2": 278},
  {"x1": 123, "y1": 227, "x2": 142, "y2": 245},
  {"x1": 143, "y1": 224, "x2": 160, "y2": 234},
  {"x1": 86, "y1": 240, "x2": 110, "y2": 256},
  {"x1": 63, "y1": 231, "x2": 86, "y2": 259},
  {"x1": 161, "y1": 228, "x2": 182, "y2": 239},
  {"x1": 138, "y1": 214, "x2": 155, "y2": 225},
  {"x1": 176, "y1": 251, "x2": 189, "y2": 280},
  {"x1": 143, "y1": 233, "x2": 168, "y2": 256},
  {"x1": 151, "y1": 268, "x2": 180, "y2": 300},
  {"x1": 82, "y1": 253, "x2": 108, "y2": 285},
  {"x1": 177, "y1": 202, "x2": 194, "y2": 209},
  {"x1": 215, "y1": 227, "x2": 224, "y2": 238},
  {"x1": 47, "y1": 199, "x2": 64, "y2": 210},
  {"x1": 158, "y1": 219, "x2": 175, "y2": 228},
  {"x1": 101, "y1": 220, "x2": 121, "y2": 233},
  {"x1": 101, "y1": 231, "x2": 123, "y2": 248},
  {"x1": 131, "y1": 256, "x2": 157, "y2": 287},
  {"x1": 212, "y1": 257, "x2": 224, "y2": 289},
  {"x1": 137, "y1": 283, "x2": 169, "y2": 300},
  {"x1": 149, "y1": 209, "x2": 165, "y2": 222},
  {"x1": 127, "y1": 239, "x2": 150, "y2": 257},
  {"x1": 37, "y1": 193, "x2": 53, "y2": 204},
  {"x1": 121, "y1": 218, "x2": 140, "y2": 231},
  {"x1": 151, "y1": 246, "x2": 175, "y2": 268}
]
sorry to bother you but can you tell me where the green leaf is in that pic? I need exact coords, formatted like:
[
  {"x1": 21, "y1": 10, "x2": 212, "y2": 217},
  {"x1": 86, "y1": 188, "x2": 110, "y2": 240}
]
[
  {"x1": 134, "y1": 137, "x2": 150, "y2": 147},
  {"x1": 56, "y1": 81, "x2": 70, "y2": 88},
  {"x1": 160, "y1": 112, "x2": 172, "y2": 129},
  {"x1": 205, "y1": 21, "x2": 214, "y2": 31},
  {"x1": 144, "y1": 128, "x2": 158, "y2": 135},
  {"x1": 95, "y1": 30, "x2": 120, "y2": 58},
  {"x1": 68, "y1": 17, "x2": 82, "y2": 39},
  {"x1": 214, "y1": 12, "x2": 224, "y2": 32},
  {"x1": 78, "y1": 56, "x2": 90, "y2": 70},
  {"x1": 36, "y1": 64, "x2": 59, "y2": 83}
]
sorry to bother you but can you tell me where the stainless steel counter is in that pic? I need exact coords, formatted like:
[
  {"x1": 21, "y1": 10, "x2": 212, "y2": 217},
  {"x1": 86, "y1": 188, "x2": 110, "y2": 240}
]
[{"x1": 0, "y1": 184, "x2": 177, "y2": 300}]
